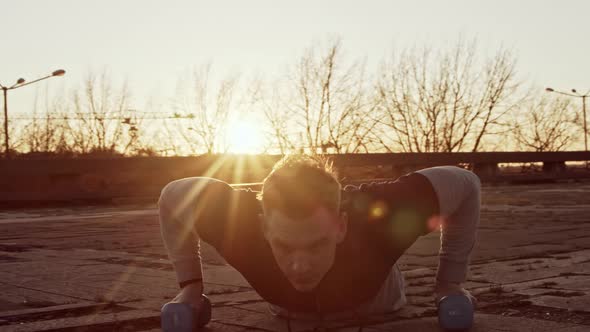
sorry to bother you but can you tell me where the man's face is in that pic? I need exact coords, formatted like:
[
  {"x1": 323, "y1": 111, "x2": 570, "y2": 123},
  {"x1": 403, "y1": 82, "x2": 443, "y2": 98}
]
[{"x1": 262, "y1": 207, "x2": 347, "y2": 292}]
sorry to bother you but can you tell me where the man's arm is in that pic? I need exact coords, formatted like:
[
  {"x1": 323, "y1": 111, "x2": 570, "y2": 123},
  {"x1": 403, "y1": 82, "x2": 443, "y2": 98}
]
[
  {"x1": 416, "y1": 166, "x2": 481, "y2": 286},
  {"x1": 158, "y1": 177, "x2": 259, "y2": 291},
  {"x1": 158, "y1": 177, "x2": 212, "y2": 290}
]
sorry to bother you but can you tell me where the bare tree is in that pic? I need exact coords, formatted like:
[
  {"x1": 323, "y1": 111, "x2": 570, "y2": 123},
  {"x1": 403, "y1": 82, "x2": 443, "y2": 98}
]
[
  {"x1": 248, "y1": 77, "x2": 297, "y2": 154},
  {"x1": 375, "y1": 40, "x2": 520, "y2": 153},
  {"x1": 19, "y1": 90, "x2": 71, "y2": 154},
  {"x1": 170, "y1": 65, "x2": 239, "y2": 154},
  {"x1": 278, "y1": 40, "x2": 376, "y2": 154},
  {"x1": 67, "y1": 70, "x2": 136, "y2": 154},
  {"x1": 3, "y1": 123, "x2": 24, "y2": 156},
  {"x1": 513, "y1": 95, "x2": 576, "y2": 151}
]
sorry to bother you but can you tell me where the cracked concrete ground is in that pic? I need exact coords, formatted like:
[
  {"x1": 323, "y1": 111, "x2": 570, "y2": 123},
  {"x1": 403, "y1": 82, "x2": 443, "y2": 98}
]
[{"x1": 0, "y1": 181, "x2": 589, "y2": 331}]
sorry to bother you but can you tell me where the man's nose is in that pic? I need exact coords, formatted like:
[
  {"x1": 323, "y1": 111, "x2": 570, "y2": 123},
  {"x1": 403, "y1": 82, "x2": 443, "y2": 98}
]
[{"x1": 290, "y1": 254, "x2": 311, "y2": 274}]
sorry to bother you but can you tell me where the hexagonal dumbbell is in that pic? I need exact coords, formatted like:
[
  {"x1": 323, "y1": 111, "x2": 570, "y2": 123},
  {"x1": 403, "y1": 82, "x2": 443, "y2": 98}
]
[
  {"x1": 161, "y1": 294, "x2": 212, "y2": 332},
  {"x1": 437, "y1": 294, "x2": 474, "y2": 331}
]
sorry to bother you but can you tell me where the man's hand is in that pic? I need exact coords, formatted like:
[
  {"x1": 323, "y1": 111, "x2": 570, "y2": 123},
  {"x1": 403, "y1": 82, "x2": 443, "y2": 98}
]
[
  {"x1": 434, "y1": 282, "x2": 477, "y2": 308},
  {"x1": 169, "y1": 282, "x2": 205, "y2": 311}
]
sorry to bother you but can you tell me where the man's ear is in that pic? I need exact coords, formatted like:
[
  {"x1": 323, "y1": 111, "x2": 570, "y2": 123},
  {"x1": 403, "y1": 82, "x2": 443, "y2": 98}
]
[{"x1": 336, "y1": 212, "x2": 348, "y2": 243}]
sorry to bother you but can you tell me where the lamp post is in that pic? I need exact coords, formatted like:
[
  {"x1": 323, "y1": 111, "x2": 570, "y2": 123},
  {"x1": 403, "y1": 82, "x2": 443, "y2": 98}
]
[
  {"x1": 545, "y1": 87, "x2": 589, "y2": 168},
  {"x1": 1, "y1": 69, "x2": 66, "y2": 159}
]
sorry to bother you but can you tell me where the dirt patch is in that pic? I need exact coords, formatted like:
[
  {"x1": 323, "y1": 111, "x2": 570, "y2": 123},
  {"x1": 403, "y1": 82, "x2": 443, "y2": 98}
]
[
  {"x1": 90, "y1": 257, "x2": 173, "y2": 271},
  {"x1": 0, "y1": 303, "x2": 123, "y2": 325},
  {"x1": 478, "y1": 288, "x2": 590, "y2": 326},
  {"x1": 541, "y1": 291, "x2": 586, "y2": 297},
  {"x1": 0, "y1": 254, "x2": 29, "y2": 263},
  {"x1": 482, "y1": 300, "x2": 590, "y2": 326},
  {"x1": 0, "y1": 244, "x2": 44, "y2": 252}
]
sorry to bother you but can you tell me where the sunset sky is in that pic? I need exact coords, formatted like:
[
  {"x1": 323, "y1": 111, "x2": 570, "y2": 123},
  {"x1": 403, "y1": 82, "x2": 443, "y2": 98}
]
[{"x1": 2, "y1": 0, "x2": 589, "y2": 117}]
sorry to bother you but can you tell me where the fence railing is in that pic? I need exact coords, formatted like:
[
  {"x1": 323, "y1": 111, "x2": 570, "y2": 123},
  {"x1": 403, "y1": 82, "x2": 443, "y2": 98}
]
[
  {"x1": 327, "y1": 151, "x2": 590, "y2": 177},
  {"x1": 1, "y1": 151, "x2": 589, "y2": 204}
]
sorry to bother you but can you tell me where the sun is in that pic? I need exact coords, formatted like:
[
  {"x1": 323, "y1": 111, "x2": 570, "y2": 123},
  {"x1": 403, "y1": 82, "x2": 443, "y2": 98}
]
[{"x1": 225, "y1": 119, "x2": 266, "y2": 154}]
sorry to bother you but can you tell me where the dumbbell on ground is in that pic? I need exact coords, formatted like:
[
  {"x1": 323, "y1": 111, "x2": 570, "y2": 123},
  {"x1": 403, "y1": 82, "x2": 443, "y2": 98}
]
[
  {"x1": 438, "y1": 294, "x2": 474, "y2": 331},
  {"x1": 161, "y1": 294, "x2": 212, "y2": 332}
]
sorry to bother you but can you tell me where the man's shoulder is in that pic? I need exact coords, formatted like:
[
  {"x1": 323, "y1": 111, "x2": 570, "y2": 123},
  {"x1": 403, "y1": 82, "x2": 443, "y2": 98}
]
[
  {"x1": 342, "y1": 171, "x2": 433, "y2": 197},
  {"x1": 196, "y1": 186, "x2": 262, "y2": 249},
  {"x1": 341, "y1": 171, "x2": 439, "y2": 224}
]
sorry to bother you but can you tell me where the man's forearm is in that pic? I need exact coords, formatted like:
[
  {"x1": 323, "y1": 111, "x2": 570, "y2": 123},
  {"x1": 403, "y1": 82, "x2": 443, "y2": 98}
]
[
  {"x1": 416, "y1": 166, "x2": 481, "y2": 284},
  {"x1": 159, "y1": 203, "x2": 205, "y2": 287},
  {"x1": 158, "y1": 178, "x2": 208, "y2": 288}
]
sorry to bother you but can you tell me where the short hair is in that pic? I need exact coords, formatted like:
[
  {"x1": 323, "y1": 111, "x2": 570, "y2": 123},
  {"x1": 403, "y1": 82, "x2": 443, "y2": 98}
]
[{"x1": 259, "y1": 154, "x2": 342, "y2": 219}]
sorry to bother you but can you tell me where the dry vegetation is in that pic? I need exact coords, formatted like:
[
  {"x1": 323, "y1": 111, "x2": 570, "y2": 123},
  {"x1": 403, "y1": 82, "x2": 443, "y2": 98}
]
[{"x1": 2, "y1": 39, "x2": 584, "y2": 157}]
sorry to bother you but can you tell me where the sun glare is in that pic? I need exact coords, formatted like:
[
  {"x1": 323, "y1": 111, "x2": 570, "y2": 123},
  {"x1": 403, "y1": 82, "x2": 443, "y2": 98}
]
[{"x1": 225, "y1": 119, "x2": 266, "y2": 154}]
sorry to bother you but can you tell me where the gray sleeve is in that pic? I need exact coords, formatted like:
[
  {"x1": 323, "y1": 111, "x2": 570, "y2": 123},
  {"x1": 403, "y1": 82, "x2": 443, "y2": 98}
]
[
  {"x1": 158, "y1": 177, "x2": 229, "y2": 286},
  {"x1": 416, "y1": 166, "x2": 481, "y2": 284}
]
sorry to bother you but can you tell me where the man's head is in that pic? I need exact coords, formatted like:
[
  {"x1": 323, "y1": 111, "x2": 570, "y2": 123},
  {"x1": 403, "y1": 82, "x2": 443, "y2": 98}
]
[{"x1": 258, "y1": 154, "x2": 347, "y2": 292}]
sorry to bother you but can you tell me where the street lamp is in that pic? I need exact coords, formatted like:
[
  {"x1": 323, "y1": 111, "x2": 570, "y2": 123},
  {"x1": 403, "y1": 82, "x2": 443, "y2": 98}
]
[
  {"x1": 0, "y1": 69, "x2": 66, "y2": 159},
  {"x1": 545, "y1": 87, "x2": 589, "y2": 168}
]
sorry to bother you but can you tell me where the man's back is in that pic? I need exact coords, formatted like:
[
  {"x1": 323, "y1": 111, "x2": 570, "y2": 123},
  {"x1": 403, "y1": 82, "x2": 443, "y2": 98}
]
[{"x1": 192, "y1": 171, "x2": 439, "y2": 313}]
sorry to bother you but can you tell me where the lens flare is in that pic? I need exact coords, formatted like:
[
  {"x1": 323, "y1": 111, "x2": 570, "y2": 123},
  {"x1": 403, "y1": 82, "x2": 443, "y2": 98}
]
[
  {"x1": 369, "y1": 200, "x2": 389, "y2": 220},
  {"x1": 225, "y1": 119, "x2": 265, "y2": 154},
  {"x1": 389, "y1": 209, "x2": 421, "y2": 239},
  {"x1": 427, "y1": 215, "x2": 444, "y2": 232}
]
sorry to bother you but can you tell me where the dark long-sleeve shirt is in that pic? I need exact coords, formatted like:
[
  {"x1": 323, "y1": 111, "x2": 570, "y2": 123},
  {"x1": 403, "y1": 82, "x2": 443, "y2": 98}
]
[{"x1": 159, "y1": 166, "x2": 480, "y2": 313}]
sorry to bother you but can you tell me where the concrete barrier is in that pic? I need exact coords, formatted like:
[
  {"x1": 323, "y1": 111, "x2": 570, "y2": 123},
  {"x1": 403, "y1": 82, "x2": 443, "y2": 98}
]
[
  {"x1": 0, "y1": 155, "x2": 279, "y2": 203},
  {"x1": 1, "y1": 152, "x2": 588, "y2": 204}
]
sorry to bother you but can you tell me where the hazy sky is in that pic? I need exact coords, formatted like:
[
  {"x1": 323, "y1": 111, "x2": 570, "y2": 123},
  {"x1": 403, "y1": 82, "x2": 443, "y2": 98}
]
[{"x1": 2, "y1": 0, "x2": 589, "y2": 115}]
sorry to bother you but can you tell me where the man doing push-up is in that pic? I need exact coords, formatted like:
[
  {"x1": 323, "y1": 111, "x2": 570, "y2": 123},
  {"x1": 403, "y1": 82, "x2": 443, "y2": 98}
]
[{"x1": 158, "y1": 154, "x2": 480, "y2": 330}]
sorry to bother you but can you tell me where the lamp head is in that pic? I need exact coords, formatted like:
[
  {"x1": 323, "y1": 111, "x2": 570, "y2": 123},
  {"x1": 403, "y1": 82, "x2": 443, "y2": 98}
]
[
  {"x1": 16, "y1": 78, "x2": 25, "y2": 85},
  {"x1": 545, "y1": 87, "x2": 554, "y2": 92},
  {"x1": 571, "y1": 89, "x2": 577, "y2": 93},
  {"x1": 52, "y1": 69, "x2": 66, "y2": 76}
]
